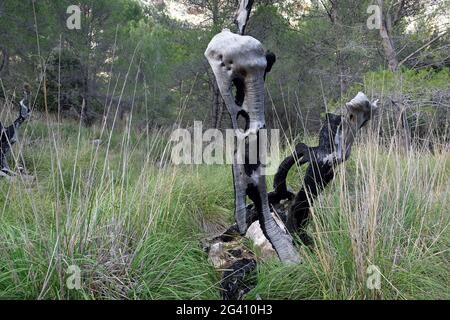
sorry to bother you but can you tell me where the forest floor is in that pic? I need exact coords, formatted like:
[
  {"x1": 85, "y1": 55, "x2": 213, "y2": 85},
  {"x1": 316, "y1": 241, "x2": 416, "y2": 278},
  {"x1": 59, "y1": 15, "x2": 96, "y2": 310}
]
[{"x1": 0, "y1": 112, "x2": 449, "y2": 299}]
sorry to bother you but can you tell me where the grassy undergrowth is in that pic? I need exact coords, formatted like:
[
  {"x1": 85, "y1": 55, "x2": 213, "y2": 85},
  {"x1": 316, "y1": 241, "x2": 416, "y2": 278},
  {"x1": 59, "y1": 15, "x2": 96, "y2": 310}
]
[{"x1": 0, "y1": 112, "x2": 448, "y2": 300}]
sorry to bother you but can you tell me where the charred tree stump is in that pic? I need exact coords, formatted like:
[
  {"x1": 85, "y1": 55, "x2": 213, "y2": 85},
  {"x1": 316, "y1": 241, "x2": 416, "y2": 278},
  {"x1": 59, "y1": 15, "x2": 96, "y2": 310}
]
[
  {"x1": 270, "y1": 93, "x2": 380, "y2": 240},
  {"x1": 204, "y1": 1, "x2": 380, "y2": 299},
  {"x1": 205, "y1": 2, "x2": 299, "y2": 264},
  {"x1": 213, "y1": 93, "x2": 380, "y2": 246},
  {"x1": 0, "y1": 85, "x2": 32, "y2": 177}
]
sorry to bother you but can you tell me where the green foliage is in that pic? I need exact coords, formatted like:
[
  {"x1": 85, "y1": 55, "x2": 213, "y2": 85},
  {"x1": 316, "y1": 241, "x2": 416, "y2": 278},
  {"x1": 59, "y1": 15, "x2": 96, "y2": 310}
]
[
  {"x1": 365, "y1": 67, "x2": 450, "y2": 94},
  {"x1": 0, "y1": 0, "x2": 449, "y2": 301},
  {"x1": 0, "y1": 114, "x2": 448, "y2": 299}
]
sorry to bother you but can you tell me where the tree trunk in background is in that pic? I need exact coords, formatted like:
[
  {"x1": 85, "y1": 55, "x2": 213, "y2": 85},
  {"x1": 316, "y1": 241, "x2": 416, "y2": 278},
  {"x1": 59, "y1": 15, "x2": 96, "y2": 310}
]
[
  {"x1": 0, "y1": 46, "x2": 9, "y2": 76},
  {"x1": 211, "y1": 79, "x2": 224, "y2": 128},
  {"x1": 184, "y1": 0, "x2": 228, "y2": 128},
  {"x1": 210, "y1": 0, "x2": 224, "y2": 128},
  {"x1": 328, "y1": 0, "x2": 349, "y2": 96},
  {"x1": 377, "y1": 0, "x2": 399, "y2": 72},
  {"x1": 379, "y1": 20, "x2": 399, "y2": 71},
  {"x1": 82, "y1": 7, "x2": 93, "y2": 126},
  {"x1": 212, "y1": 0, "x2": 219, "y2": 28}
]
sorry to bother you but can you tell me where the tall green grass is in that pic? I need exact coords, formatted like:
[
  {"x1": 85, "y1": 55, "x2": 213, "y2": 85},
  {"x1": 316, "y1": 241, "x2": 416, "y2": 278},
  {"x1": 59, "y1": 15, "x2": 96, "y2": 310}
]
[
  {"x1": 0, "y1": 106, "x2": 448, "y2": 299},
  {"x1": 248, "y1": 133, "x2": 449, "y2": 300},
  {"x1": 0, "y1": 112, "x2": 225, "y2": 299}
]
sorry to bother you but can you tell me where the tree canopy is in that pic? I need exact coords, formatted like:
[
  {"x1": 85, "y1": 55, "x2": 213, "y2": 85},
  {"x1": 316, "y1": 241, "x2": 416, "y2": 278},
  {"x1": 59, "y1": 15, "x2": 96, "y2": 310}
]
[{"x1": 0, "y1": 0, "x2": 448, "y2": 133}]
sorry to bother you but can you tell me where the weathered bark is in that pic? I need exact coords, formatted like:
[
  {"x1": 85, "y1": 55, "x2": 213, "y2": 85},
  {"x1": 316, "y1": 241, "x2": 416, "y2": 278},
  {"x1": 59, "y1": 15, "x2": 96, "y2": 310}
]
[
  {"x1": 379, "y1": 19, "x2": 399, "y2": 71},
  {"x1": 270, "y1": 93, "x2": 379, "y2": 241},
  {"x1": 377, "y1": 0, "x2": 399, "y2": 71},
  {"x1": 221, "y1": 258, "x2": 256, "y2": 300},
  {"x1": 235, "y1": 0, "x2": 254, "y2": 35},
  {"x1": 270, "y1": 115, "x2": 341, "y2": 243},
  {"x1": 0, "y1": 46, "x2": 9, "y2": 75},
  {"x1": 211, "y1": 80, "x2": 224, "y2": 128},
  {"x1": 205, "y1": 30, "x2": 299, "y2": 263},
  {"x1": 0, "y1": 87, "x2": 32, "y2": 175},
  {"x1": 213, "y1": 93, "x2": 379, "y2": 255}
]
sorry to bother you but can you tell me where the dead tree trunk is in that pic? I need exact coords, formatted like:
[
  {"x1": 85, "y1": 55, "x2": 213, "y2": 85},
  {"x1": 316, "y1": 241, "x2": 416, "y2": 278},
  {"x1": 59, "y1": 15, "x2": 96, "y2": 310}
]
[
  {"x1": 205, "y1": 30, "x2": 300, "y2": 263},
  {"x1": 205, "y1": 1, "x2": 300, "y2": 265},
  {"x1": 211, "y1": 80, "x2": 224, "y2": 128},
  {"x1": 0, "y1": 46, "x2": 9, "y2": 75},
  {"x1": 0, "y1": 87, "x2": 32, "y2": 176},
  {"x1": 218, "y1": 93, "x2": 380, "y2": 245}
]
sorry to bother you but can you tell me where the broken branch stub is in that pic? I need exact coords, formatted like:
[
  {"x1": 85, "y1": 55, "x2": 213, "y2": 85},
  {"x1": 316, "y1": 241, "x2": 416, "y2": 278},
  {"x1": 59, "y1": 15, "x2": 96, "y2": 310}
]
[
  {"x1": 234, "y1": 0, "x2": 254, "y2": 35},
  {"x1": 334, "y1": 92, "x2": 380, "y2": 163},
  {"x1": 205, "y1": 29, "x2": 299, "y2": 263}
]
